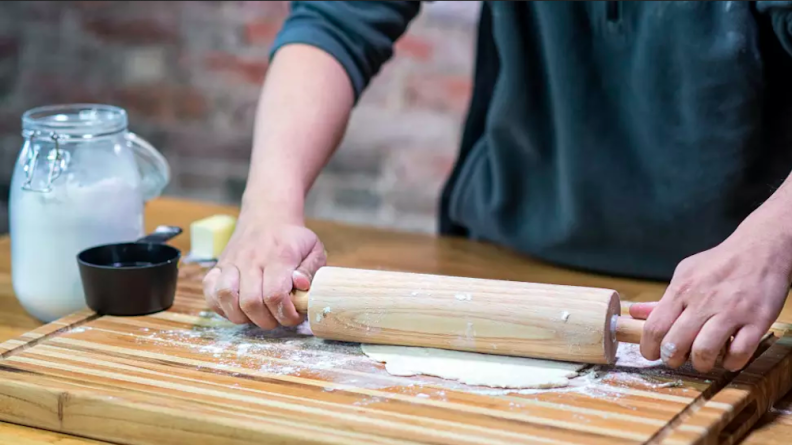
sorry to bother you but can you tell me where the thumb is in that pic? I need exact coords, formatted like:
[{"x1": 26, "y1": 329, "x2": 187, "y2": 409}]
[
  {"x1": 292, "y1": 241, "x2": 327, "y2": 291},
  {"x1": 629, "y1": 302, "x2": 659, "y2": 320}
]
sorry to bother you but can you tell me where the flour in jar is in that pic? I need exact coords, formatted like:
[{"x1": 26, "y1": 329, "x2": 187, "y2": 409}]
[{"x1": 9, "y1": 174, "x2": 144, "y2": 322}]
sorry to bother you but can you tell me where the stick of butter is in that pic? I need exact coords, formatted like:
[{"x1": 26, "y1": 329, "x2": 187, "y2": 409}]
[{"x1": 190, "y1": 214, "x2": 237, "y2": 260}]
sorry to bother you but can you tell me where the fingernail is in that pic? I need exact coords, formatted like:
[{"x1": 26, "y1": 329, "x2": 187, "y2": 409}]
[
  {"x1": 292, "y1": 270, "x2": 309, "y2": 280},
  {"x1": 276, "y1": 302, "x2": 285, "y2": 321},
  {"x1": 661, "y1": 343, "x2": 677, "y2": 363}
]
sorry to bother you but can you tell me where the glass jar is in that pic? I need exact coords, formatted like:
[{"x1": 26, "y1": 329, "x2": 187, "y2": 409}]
[{"x1": 8, "y1": 104, "x2": 170, "y2": 322}]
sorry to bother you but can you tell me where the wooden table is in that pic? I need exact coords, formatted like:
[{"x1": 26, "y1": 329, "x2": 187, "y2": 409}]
[{"x1": 1, "y1": 196, "x2": 791, "y2": 444}]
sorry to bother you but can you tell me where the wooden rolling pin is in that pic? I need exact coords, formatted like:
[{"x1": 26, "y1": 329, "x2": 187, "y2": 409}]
[{"x1": 290, "y1": 267, "x2": 645, "y2": 365}]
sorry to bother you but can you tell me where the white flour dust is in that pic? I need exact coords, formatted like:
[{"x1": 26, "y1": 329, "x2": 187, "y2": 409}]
[
  {"x1": 124, "y1": 310, "x2": 691, "y2": 403},
  {"x1": 137, "y1": 310, "x2": 363, "y2": 381},
  {"x1": 615, "y1": 342, "x2": 664, "y2": 368},
  {"x1": 454, "y1": 293, "x2": 473, "y2": 301},
  {"x1": 420, "y1": 343, "x2": 688, "y2": 400}
]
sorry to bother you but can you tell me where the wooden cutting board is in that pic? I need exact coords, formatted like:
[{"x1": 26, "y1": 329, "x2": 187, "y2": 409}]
[{"x1": 0, "y1": 264, "x2": 790, "y2": 445}]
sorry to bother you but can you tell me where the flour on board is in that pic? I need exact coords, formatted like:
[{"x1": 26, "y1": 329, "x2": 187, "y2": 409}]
[{"x1": 454, "y1": 293, "x2": 473, "y2": 301}]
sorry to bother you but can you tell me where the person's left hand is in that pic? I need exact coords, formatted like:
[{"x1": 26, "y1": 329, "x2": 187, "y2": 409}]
[{"x1": 628, "y1": 219, "x2": 792, "y2": 373}]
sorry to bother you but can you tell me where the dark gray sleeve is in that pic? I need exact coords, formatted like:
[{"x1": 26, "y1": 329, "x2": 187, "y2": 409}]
[
  {"x1": 757, "y1": 1, "x2": 792, "y2": 56},
  {"x1": 269, "y1": 1, "x2": 423, "y2": 102}
]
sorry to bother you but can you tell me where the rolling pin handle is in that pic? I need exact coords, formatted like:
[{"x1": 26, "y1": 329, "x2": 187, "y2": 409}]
[
  {"x1": 290, "y1": 290, "x2": 309, "y2": 314},
  {"x1": 614, "y1": 316, "x2": 644, "y2": 345}
]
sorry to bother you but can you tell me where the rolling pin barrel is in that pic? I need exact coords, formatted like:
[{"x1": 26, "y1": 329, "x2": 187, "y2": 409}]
[{"x1": 292, "y1": 267, "x2": 630, "y2": 365}]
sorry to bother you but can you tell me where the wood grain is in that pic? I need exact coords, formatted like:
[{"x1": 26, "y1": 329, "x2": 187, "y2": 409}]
[
  {"x1": 616, "y1": 317, "x2": 645, "y2": 345},
  {"x1": 0, "y1": 197, "x2": 792, "y2": 444},
  {"x1": 304, "y1": 266, "x2": 622, "y2": 364},
  {"x1": 0, "y1": 263, "x2": 786, "y2": 444}
]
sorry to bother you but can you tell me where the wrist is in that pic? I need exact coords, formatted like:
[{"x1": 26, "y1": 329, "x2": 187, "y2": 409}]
[
  {"x1": 731, "y1": 206, "x2": 792, "y2": 275},
  {"x1": 240, "y1": 187, "x2": 306, "y2": 226}
]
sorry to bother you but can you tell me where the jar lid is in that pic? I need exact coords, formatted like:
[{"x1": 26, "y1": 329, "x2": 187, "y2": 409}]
[{"x1": 22, "y1": 103, "x2": 128, "y2": 138}]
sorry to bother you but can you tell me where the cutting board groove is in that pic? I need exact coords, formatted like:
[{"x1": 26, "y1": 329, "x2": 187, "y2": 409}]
[{"x1": 0, "y1": 264, "x2": 789, "y2": 445}]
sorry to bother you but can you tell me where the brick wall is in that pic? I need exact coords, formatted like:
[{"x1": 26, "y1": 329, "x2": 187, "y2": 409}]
[{"x1": 0, "y1": 1, "x2": 479, "y2": 234}]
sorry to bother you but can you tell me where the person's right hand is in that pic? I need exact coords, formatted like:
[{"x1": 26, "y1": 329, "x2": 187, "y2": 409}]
[{"x1": 202, "y1": 214, "x2": 326, "y2": 330}]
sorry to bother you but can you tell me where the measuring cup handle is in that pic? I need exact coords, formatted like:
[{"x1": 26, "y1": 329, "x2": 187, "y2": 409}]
[{"x1": 137, "y1": 225, "x2": 183, "y2": 244}]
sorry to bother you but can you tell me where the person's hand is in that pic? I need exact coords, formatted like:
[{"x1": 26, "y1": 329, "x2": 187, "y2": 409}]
[
  {"x1": 202, "y1": 212, "x2": 326, "y2": 330},
  {"x1": 629, "y1": 220, "x2": 792, "y2": 373}
]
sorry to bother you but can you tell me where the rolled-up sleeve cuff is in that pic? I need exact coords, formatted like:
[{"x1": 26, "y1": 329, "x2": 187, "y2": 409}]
[{"x1": 269, "y1": 24, "x2": 367, "y2": 101}]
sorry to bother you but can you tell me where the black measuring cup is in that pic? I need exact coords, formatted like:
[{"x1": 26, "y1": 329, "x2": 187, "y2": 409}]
[{"x1": 77, "y1": 225, "x2": 183, "y2": 316}]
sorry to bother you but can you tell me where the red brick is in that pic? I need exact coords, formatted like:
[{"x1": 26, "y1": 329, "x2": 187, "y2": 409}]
[
  {"x1": 83, "y1": 18, "x2": 178, "y2": 45},
  {"x1": 394, "y1": 35, "x2": 434, "y2": 62},
  {"x1": 244, "y1": 19, "x2": 283, "y2": 46},
  {"x1": 112, "y1": 84, "x2": 208, "y2": 122},
  {"x1": 403, "y1": 27, "x2": 475, "y2": 74},
  {"x1": 173, "y1": 87, "x2": 209, "y2": 121},
  {"x1": 204, "y1": 52, "x2": 268, "y2": 85},
  {"x1": 404, "y1": 73, "x2": 472, "y2": 115},
  {"x1": 113, "y1": 85, "x2": 172, "y2": 120}
]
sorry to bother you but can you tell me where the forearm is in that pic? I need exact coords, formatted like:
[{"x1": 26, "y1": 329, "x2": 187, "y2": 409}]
[
  {"x1": 241, "y1": 44, "x2": 355, "y2": 223},
  {"x1": 733, "y1": 170, "x2": 792, "y2": 270}
]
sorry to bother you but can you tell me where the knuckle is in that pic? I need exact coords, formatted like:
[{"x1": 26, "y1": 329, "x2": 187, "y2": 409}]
[
  {"x1": 273, "y1": 248, "x2": 294, "y2": 263},
  {"x1": 673, "y1": 257, "x2": 695, "y2": 276},
  {"x1": 239, "y1": 296, "x2": 264, "y2": 314},
  {"x1": 263, "y1": 292, "x2": 284, "y2": 305},
  {"x1": 269, "y1": 241, "x2": 296, "y2": 262},
  {"x1": 665, "y1": 281, "x2": 691, "y2": 300},
  {"x1": 724, "y1": 355, "x2": 750, "y2": 372},
  {"x1": 207, "y1": 300, "x2": 223, "y2": 315},
  {"x1": 644, "y1": 323, "x2": 667, "y2": 343},
  {"x1": 242, "y1": 248, "x2": 259, "y2": 263},
  {"x1": 728, "y1": 346, "x2": 752, "y2": 363},
  {"x1": 691, "y1": 347, "x2": 718, "y2": 366},
  {"x1": 216, "y1": 287, "x2": 238, "y2": 303}
]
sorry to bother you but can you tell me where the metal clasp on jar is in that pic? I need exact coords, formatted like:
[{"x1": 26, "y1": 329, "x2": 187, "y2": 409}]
[{"x1": 21, "y1": 131, "x2": 71, "y2": 193}]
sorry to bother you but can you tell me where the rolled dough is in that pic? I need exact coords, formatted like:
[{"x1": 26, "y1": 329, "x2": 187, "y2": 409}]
[{"x1": 361, "y1": 344, "x2": 587, "y2": 389}]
